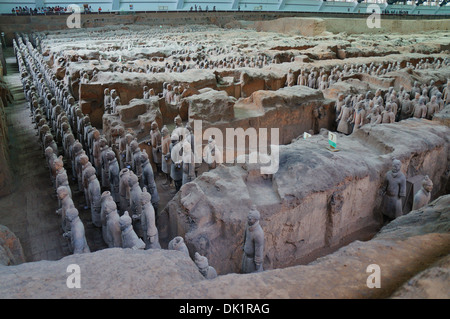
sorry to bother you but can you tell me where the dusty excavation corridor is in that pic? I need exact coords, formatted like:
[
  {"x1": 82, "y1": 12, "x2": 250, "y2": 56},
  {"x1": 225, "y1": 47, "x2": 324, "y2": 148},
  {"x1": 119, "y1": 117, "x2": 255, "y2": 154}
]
[{"x1": 0, "y1": 16, "x2": 449, "y2": 299}]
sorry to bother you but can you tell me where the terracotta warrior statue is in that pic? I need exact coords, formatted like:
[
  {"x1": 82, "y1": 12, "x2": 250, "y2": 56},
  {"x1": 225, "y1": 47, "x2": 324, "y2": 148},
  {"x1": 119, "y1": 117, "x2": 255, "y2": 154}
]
[
  {"x1": 138, "y1": 188, "x2": 161, "y2": 249},
  {"x1": 194, "y1": 252, "x2": 217, "y2": 279},
  {"x1": 56, "y1": 186, "x2": 75, "y2": 233},
  {"x1": 105, "y1": 200, "x2": 122, "y2": 248},
  {"x1": 150, "y1": 121, "x2": 162, "y2": 173},
  {"x1": 168, "y1": 236, "x2": 190, "y2": 257},
  {"x1": 383, "y1": 159, "x2": 406, "y2": 220},
  {"x1": 119, "y1": 168, "x2": 131, "y2": 214},
  {"x1": 119, "y1": 211, "x2": 145, "y2": 250},
  {"x1": 128, "y1": 172, "x2": 143, "y2": 237},
  {"x1": 107, "y1": 150, "x2": 120, "y2": 206},
  {"x1": 140, "y1": 150, "x2": 159, "y2": 214},
  {"x1": 412, "y1": 175, "x2": 433, "y2": 211},
  {"x1": 63, "y1": 208, "x2": 90, "y2": 254},
  {"x1": 241, "y1": 205, "x2": 264, "y2": 273},
  {"x1": 286, "y1": 68, "x2": 295, "y2": 87},
  {"x1": 86, "y1": 166, "x2": 102, "y2": 228}
]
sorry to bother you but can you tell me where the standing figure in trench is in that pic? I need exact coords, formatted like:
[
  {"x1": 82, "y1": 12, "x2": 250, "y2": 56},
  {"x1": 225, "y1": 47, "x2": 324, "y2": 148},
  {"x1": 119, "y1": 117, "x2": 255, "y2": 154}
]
[
  {"x1": 382, "y1": 159, "x2": 406, "y2": 221},
  {"x1": 241, "y1": 205, "x2": 264, "y2": 274}
]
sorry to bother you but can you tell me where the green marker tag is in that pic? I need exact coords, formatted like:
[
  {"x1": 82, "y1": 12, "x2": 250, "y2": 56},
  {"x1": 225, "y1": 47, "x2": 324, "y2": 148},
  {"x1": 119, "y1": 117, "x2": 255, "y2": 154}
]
[{"x1": 328, "y1": 132, "x2": 337, "y2": 149}]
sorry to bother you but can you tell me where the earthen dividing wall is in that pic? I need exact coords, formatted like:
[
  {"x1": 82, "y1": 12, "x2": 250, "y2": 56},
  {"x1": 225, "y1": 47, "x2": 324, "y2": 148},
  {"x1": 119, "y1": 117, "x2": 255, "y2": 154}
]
[{"x1": 160, "y1": 119, "x2": 450, "y2": 274}]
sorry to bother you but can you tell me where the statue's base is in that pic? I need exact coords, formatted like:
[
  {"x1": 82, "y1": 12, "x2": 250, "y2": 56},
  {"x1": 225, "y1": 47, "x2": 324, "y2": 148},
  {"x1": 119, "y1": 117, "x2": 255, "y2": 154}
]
[{"x1": 326, "y1": 146, "x2": 340, "y2": 152}]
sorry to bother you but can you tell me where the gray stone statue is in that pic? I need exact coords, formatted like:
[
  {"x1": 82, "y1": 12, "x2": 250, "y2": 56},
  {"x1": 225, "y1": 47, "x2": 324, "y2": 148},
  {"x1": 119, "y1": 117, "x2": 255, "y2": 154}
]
[
  {"x1": 56, "y1": 186, "x2": 75, "y2": 233},
  {"x1": 412, "y1": 175, "x2": 433, "y2": 211},
  {"x1": 194, "y1": 252, "x2": 217, "y2": 279},
  {"x1": 140, "y1": 150, "x2": 159, "y2": 214},
  {"x1": 242, "y1": 205, "x2": 264, "y2": 273},
  {"x1": 168, "y1": 236, "x2": 190, "y2": 257},
  {"x1": 119, "y1": 211, "x2": 145, "y2": 250},
  {"x1": 119, "y1": 168, "x2": 131, "y2": 214},
  {"x1": 128, "y1": 172, "x2": 143, "y2": 237},
  {"x1": 107, "y1": 150, "x2": 120, "y2": 206},
  {"x1": 138, "y1": 188, "x2": 161, "y2": 249},
  {"x1": 86, "y1": 166, "x2": 102, "y2": 228},
  {"x1": 383, "y1": 159, "x2": 406, "y2": 220},
  {"x1": 104, "y1": 199, "x2": 122, "y2": 248},
  {"x1": 63, "y1": 208, "x2": 90, "y2": 254}
]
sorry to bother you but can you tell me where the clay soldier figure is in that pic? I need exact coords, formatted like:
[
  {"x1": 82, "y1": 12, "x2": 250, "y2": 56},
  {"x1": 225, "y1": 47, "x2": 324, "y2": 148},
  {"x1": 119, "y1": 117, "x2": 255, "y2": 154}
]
[
  {"x1": 150, "y1": 121, "x2": 162, "y2": 173},
  {"x1": 426, "y1": 96, "x2": 440, "y2": 120},
  {"x1": 194, "y1": 252, "x2": 217, "y2": 279},
  {"x1": 107, "y1": 150, "x2": 120, "y2": 206},
  {"x1": 104, "y1": 88, "x2": 112, "y2": 114},
  {"x1": 100, "y1": 137, "x2": 111, "y2": 188},
  {"x1": 130, "y1": 140, "x2": 143, "y2": 188},
  {"x1": 115, "y1": 125, "x2": 127, "y2": 169},
  {"x1": 55, "y1": 162, "x2": 72, "y2": 204},
  {"x1": 72, "y1": 141, "x2": 83, "y2": 184},
  {"x1": 80, "y1": 154, "x2": 93, "y2": 209},
  {"x1": 143, "y1": 85, "x2": 149, "y2": 99},
  {"x1": 412, "y1": 97, "x2": 427, "y2": 119},
  {"x1": 45, "y1": 146, "x2": 58, "y2": 186},
  {"x1": 308, "y1": 72, "x2": 316, "y2": 89},
  {"x1": 63, "y1": 208, "x2": 90, "y2": 254},
  {"x1": 168, "y1": 236, "x2": 190, "y2": 257},
  {"x1": 351, "y1": 102, "x2": 365, "y2": 133},
  {"x1": 86, "y1": 166, "x2": 102, "y2": 228},
  {"x1": 138, "y1": 189, "x2": 161, "y2": 249},
  {"x1": 443, "y1": 80, "x2": 450, "y2": 106},
  {"x1": 412, "y1": 175, "x2": 433, "y2": 211},
  {"x1": 383, "y1": 159, "x2": 406, "y2": 221},
  {"x1": 242, "y1": 205, "x2": 264, "y2": 273},
  {"x1": 105, "y1": 200, "x2": 122, "y2": 248},
  {"x1": 125, "y1": 133, "x2": 135, "y2": 167},
  {"x1": 161, "y1": 125, "x2": 172, "y2": 186},
  {"x1": 286, "y1": 68, "x2": 295, "y2": 87},
  {"x1": 111, "y1": 89, "x2": 120, "y2": 114},
  {"x1": 170, "y1": 133, "x2": 183, "y2": 193},
  {"x1": 182, "y1": 140, "x2": 196, "y2": 185},
  {"x1": 100, "y1": 191, "x2": 114, "y2": 244},
  {"x1": 172, "y1": 114, "x2": 184, "y2": 137},
  {"x1": 44, "y1": 133, "x2": 58, "y2": 156},
  {"x1": 92, "y1": 129, "x2": 102, "y2": 175},
  {"x1": 119, "y1": 211, "x2": 145, "y2": 250},
  {"x1": 56, "y1": 186, "x2": 75, "y2": 233},
  {"x1": 400, "y1": 93, "x2": 413, "y2": 120},
  {"x1": 297, "y1": 69, "x2": 308, "y2": 86},
  {"x1": 435, "y1": 92, "x2": 444, "y2": 112},
  {"x1": 318, "y1": 74, "x2": 328, "y2": 91},
  {"x1": 128, "y1": 172, "x2": 143, "y2": 236},
  {"x1": 336, "y1": 97, "x2": 353, "y2": 135},
  {"x1": 64, "y1": 133, "x2": 75, "y2": 163},
  {"x1": 119, "y1": 168, "x2": 131, "y2": 214},
  {"x1": 140, "y1": 150, "x2": 159, "y2": 214},
  {"x1": 381, "y1": 103, "x2": 395, "y2": 124},
  {"x1": 335, "y1": 93, "x2": 345, "y2": 116},
  {"x1": 367, "y1": 108, "x2": 382, "y2": 125}
]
